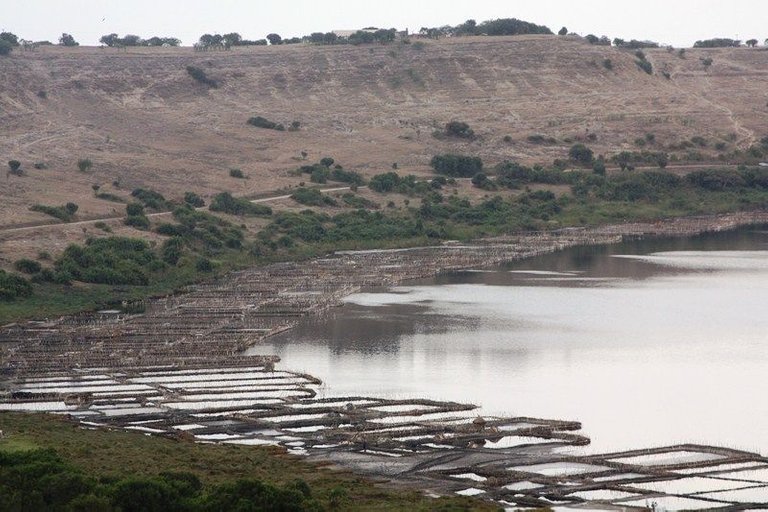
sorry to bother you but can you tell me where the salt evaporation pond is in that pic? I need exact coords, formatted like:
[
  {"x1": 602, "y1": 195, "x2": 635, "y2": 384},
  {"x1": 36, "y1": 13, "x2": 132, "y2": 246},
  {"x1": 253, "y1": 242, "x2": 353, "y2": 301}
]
[{"x1": 247, "y1": 226, "x2": 768, "y2": 452}]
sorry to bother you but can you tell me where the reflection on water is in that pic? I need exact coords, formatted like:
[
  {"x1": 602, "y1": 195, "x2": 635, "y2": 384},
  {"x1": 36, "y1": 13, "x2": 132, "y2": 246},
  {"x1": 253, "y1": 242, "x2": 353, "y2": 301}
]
[{"x1": 248, "y1": 227, "x2": 768, "y2": 452}]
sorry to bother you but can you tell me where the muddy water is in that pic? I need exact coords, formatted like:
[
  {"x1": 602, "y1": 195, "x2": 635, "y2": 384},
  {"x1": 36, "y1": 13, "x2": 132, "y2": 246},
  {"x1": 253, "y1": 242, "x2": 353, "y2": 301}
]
[{"x1": 248, "y1": 227, "x2": 768, "y2": 452}]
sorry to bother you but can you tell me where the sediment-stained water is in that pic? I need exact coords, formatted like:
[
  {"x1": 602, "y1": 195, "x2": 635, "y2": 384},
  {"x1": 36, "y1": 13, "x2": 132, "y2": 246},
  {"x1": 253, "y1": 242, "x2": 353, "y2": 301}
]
[{"x1": 248, "y1": 227, "x2": 768, "y2": 452}]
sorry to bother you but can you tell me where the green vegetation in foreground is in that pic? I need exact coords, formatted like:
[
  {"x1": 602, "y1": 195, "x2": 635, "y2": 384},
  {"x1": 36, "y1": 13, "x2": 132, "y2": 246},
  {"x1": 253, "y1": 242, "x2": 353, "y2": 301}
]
[
  {"x1": 3, "y1": 166, "x2": 768, "y2": 324},
  {"x1": 0, "y1": 412, "x2": 497, "y2": 511}
]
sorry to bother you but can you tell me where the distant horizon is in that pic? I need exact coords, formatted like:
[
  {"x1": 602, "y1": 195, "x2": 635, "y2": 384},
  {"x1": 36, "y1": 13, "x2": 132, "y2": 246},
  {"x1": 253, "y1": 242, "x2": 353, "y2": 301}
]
[{"x1": 2, "y1": 0, "x2": 765, "y2": 49}]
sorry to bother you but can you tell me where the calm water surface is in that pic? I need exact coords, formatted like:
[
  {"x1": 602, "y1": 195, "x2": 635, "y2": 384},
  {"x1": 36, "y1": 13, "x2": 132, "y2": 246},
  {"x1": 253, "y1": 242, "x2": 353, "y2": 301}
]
[{"x1": 248, "y1": 227, "x2": 768, "y2": 452}]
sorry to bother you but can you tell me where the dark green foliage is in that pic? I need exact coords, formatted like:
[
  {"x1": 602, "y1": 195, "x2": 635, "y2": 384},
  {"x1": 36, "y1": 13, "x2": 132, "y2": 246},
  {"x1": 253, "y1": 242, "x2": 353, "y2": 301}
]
[
  {"x1": 558, "y1": 27, "x2": 568, "y2": 36},
  {"x1": 444, "y1": 121, "x2": 475, "y2": 139},
  {"x1": 602, "y1": 58, "x2": 613, "y2": 70},
  {"x1": 29, "y1": 203, "x2": 78, "y2": 222},
  {"x1": 209, "y1": 192, "x2": 272, "y2": 216},
  {"x1": 8, "y1": 160, "x2": 21, "y2": 173},
  {"x1": 33, "y1": 162, "x2": 47, "y2": 169},
  {"x1": 319, "y1": 157, "x2": 335, "y2": 167},
  {"x1": 495, "y1": 161, "x2": 568, "y2": 188},
  {"x1": 430, "y1": 154, "x2": 483, "y2": 177},
  {"x1": 585, "y1": 34, "x2": 610, "y2": 46},
  {"x1": 246, "y1": 116, "x2": 284, "y2": 130},
  {"x1": 125, "y1": 203, "x2": 151, "y2": 230},
  {"x1": 0, "y1": 448, "x2": 322, "y2": 512},
  {"x1": 14, "y1": 259, "x2": 42, "y2": 274},
  {"x1": 0, "y1": 270, "x2": 33, "y2": 300},
  {"x1": 160, "y1": 237, "x2": 184, "y2": 265},
  {"x1": 610, "y1": 150, "x2": 670, "y2": 169},
  {"x1": 686, "y1": 169, "x2": 747, "y2": 191},
  {"x1": 694, "y1": 38, "x2": 741, "y2": 48},
  {"x1": 59, "y1": 33, "x2": 79, "y2": 46},
  {"x1": 0, "y1": 39, "x2": 13, "y2": 56},
  {"x1": 701, "y1": 57, "x2": 714, "y2": 69},
  {"x1": 131, "y1": 188, "x2": 169, "y2": 210},
  {"x1": 614, "y1": 39, "x2": 659, "y2": 49},
  {"x1": 368, "y1": 172, "x2": 401, "y2": 193},
  {"x1": 290, "y1": 187, "x2": 338, "y2": 207},
  {"x1": 592, "y1": 159, "x2": 606, "y2": 175},
  {"x1": 96, "y1": 192, "x2": 125, "y2": 203},
  {"x1": 186, "y1": 66, "x2": 218, "y2": 88},
  {"x1": 342, "y1": 193, "x2": 378, "y2": 209},
  {"x1": 526, "y1": 134, "x2": 558, "y2": 145},
  {"x1": 569, "y1": 144, "x2": 594, "y2": 165},
  {"x1": 635, "y1": 59, "x2": 653, "y2": 74},
  {"x1": 229, "y1": 168, "x2": 245, "y2": 179},
  {"x1": 55, "y1": 237, "x2": 157, "y2": 285},
  {"x1": 310, "y1": 167, "x2": 328, "y2": 183},
  {"x1": 196, "y1": 257, "x2": 213, "y2": 272},
  {"x1": 77, "y1": 158, "x2": 93, "y2": 172},
  {"x1": 477, "y1": 18, "x2": 552, "y2": 36},
  {"x1": 0, "y1": 32, "x2": 19, "y2": 46},
  {"x1": 471, "y1": 173, "x2": 496, "y2": 190},
  {"x1": 330, "y1": 167, "x2": 364, "y2": 185},
  {"x1": 184, "y1": 192, "x2": 205, "y2": 207}
]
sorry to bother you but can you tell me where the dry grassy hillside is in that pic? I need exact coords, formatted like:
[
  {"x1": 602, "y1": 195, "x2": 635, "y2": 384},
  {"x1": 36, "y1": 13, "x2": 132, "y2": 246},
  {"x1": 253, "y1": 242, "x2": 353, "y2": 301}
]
[{"x1": 1, "y1": 35, "x2": 767, "y2": 231}]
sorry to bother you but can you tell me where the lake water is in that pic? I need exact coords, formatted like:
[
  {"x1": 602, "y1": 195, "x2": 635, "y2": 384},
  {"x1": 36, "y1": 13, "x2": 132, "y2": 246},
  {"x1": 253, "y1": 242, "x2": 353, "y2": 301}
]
[{"x1": 247, "y1": 227, "x2": 768, "y2": 453}]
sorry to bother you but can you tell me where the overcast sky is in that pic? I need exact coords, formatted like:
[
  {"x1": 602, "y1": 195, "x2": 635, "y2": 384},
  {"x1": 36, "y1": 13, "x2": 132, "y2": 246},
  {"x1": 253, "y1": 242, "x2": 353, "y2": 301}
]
[{"x1": 3, "y1": 0, "x2": 766, "y2": 48}]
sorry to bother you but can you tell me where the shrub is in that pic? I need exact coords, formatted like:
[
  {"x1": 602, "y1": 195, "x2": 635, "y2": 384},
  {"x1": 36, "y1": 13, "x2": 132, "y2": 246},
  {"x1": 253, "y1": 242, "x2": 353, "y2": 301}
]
[
  {"x1": 320, "y1": 157, "x2": 335, "y2": 167},
  {"x1": 330, "y1": 167, "x2": 364, "y2": 185},
  {"x1": 33, "y1": 162, "x2": 47, "y2": 169},
  {"x1": 635, "y1": 59, "x2": 653, "y2": 74},
  {"x1": 430, "y1": 154, "x2": 483, "y2": 177},
  {"x1": 55, "y1": 237, "x2": 157, "y2": 285},
  {"x1": 8, "y1": 160, "x2": 21, "y2": 175},
  {"x1": 246, "y1": 116, "x2": 280, "y2": 130},
  {"x1": 96, "y1": 192, "x2": 125, "y2": 203},
  {"x1": 186, "y1": 65, "x2": 218, "y2": 88},
  {"x1": 77, "y1": 159, "x2": 93, "y2": 172},
  {"x1": 369, "y1": 172, "x2": 401, "y2": 193},
  {"x1": 444, "y1": 121, "x2": 475, "y2": 139},
  {"x1": 229, "y1": 168, "x2": 245, "y2": 179},
  {"x1": 14, "y1": 259, "x2": 42, "y2": 274},
  {"x1": 592, "y1": 159, "x2": 606, "y2": 175},
  {"x1": 686, "y1": 169, "x2": 745, "y2": 191},
  {"x1": 602, "y1": 58, "x2": 613, "y2": 70},
  {"x1": 341, "y1": 193, "x2": 377, "y2": 209},
  {"x1": 0, "y1": 270, "x2": 32, "y2": 300},
  {"x1": 290, "y1": 187, "x2": 338, "y2": 207},
  {"x1": 209, "y1": 192, "x2": 272, "y2": 216},
  {"x1": 184, "y1": 192, "x2": 205, "y2": 207},
  {"x1": 569, "y1": 144, "x2": 594, "y2": 166},
  {"x1": 29, "y1": 203, "x2": 78, "y2": 222},
  {"x1": 471, "y1": 173, "x2": 496, "y2": 190},
  {"x1": 131, "y1": 188, "x2": 168, "y2": 210},
  {"x1": 527, "y1": 134, "x2": 558, "y2": 145},
  {"x1": 161, "y1": 237, "x2": 184, "y2": 265},
  {"x1": 196, "y1": 257, "x2": 213, "y2": 272}
]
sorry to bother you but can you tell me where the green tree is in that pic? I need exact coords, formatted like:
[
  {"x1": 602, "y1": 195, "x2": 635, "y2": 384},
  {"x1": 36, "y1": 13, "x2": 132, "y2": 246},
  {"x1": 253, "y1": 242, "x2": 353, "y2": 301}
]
[
  {"x1": 59, "y1": 33, "x2": 79, "y2": 46},
  {"x1": 8, "y1": 160, "x2": 21, "y2": 173},
  {"x1": 99, "y1": 33, "x2": 120, "y2": 46},
  {"x1": 569, "y1": 144, "x2": 594, "y2": 166},
  {"x1": 746, "y1": 39, "x2": 758, "y2": 48},
  {"x1": 0, "y1": 39, "x2": 13, "y2": 56},
  {"x1": 0, "y1": 32, "x2": 19, "y2": 46},
  {"x1": 558, "y1": 27, "x2": 568, "y2": 36},
  {"x1": 223, "y1": 32, "x2": 242, "y2": 47},
  {"x1": 266, "y1": 33, "x2": 282, "y2": 45}
]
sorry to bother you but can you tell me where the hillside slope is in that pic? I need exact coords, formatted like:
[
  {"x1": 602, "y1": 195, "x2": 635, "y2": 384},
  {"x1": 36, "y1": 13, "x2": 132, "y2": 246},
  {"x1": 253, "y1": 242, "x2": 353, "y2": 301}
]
[{"x1": 1, "y1": 35, "x2": 767, "y2": 229}]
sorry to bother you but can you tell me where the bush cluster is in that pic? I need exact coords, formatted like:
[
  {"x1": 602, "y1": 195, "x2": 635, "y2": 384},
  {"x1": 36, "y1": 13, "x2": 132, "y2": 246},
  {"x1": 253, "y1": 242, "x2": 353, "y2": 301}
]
[{"x1": 209, "y1": 192, "x2": 272, "y2": 216}]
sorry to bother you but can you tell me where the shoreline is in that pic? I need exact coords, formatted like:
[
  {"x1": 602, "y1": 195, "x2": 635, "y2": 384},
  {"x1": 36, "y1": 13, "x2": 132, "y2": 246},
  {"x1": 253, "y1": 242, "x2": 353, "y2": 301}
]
[{"x1": 2, "y1": 211, "x2": 768, "y2": 509}]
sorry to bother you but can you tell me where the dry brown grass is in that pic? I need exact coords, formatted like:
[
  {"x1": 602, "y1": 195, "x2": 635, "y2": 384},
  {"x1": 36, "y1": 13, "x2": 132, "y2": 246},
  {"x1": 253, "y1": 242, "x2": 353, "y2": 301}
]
[{"x1": 1, "y1": 36, "x2": 766, "y2": 263}]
